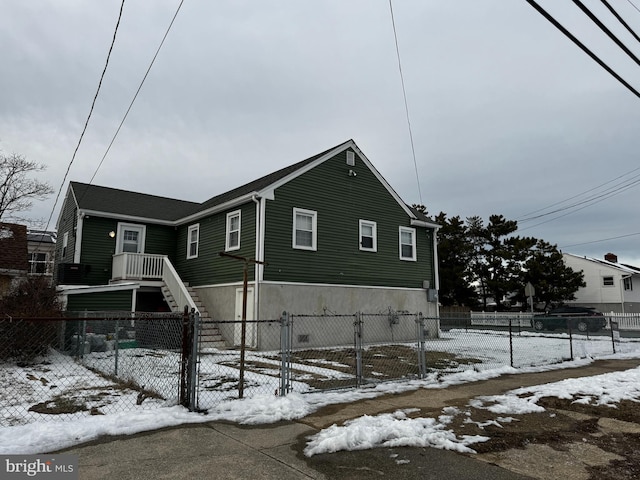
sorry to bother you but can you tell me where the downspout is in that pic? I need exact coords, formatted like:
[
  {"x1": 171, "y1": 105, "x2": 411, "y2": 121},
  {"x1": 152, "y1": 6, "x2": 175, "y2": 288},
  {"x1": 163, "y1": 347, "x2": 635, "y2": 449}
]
[
  {"x1": 252, "y1": 195, "x2": 264, "y2": 320},
  {"x1": 432, "y1": 228, "x2": 440, "y2": 316},
  {"x1": 74, "y1": 211, "x2": 85, "y2": 264}
]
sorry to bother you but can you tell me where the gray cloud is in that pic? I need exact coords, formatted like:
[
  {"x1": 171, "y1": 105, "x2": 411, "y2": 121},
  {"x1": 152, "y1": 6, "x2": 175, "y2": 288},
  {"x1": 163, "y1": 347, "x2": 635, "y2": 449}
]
[{"x1": 2, "y1": 0, "x2": 640, "y2": 265}]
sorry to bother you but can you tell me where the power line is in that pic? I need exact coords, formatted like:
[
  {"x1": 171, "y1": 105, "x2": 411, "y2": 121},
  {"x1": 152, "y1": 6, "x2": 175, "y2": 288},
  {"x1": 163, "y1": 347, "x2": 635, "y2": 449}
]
[
  {"x1": 518, "y1": 165, "x2": 640, "y2": 220},
  {"x1": 627, "y1": 0, "x2": 640, "y2": 15},
  {"x1": 518, "y1": 169, "x2": 640, "y2": 223},
  {"x1": 518, "y1": 177, "x2": 640, "y2": 232},
  {"x1": 388, "y1": 0, "x2": 423, "y2": 206},
  {"x1": 572, "y1": 0, "x2": 640, "y2": 67},
  {"x1": 525, "y1": 0, "x2": 640, "y2": 99},
  {"x1": 42, "y1": 0, "x2": 126, "y2": 233},
  {"x1": 601, "y1": 0, "x2": 640, "y2": 44},
  {"x1": 560, "y1": 231, "x2": 640, "y2": 248},
  {"x1": 88, "y1": 0, "x2": 185, "y2": 185}
]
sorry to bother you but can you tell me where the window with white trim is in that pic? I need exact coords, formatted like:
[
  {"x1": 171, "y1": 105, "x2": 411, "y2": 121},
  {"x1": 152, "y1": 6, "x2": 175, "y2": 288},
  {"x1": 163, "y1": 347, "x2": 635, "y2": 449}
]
[
  {"x1": 187, "y1": 224, "x2": 199, "y2": 259},
  {"x1": 62, "y1": 232, "x2": 69, "y2": 258},
  {"x1": 359, "y1": 220, "x2": 377, "y2": 252},
  {"x1": 603, "y1": 276, "x2": 615, "y2": 287},
  {"x1": 226, "y1": 211, "x2": 241, "y2": 251},
  {"x1": 29, "y1": 252, "x2": 50, "y2": 274},
  {"x1": 293, "y1": 208, "x2": 317, "y2": 250},
  {"x1": 624, "y1": 276, "x2": 633, "y2": 291},
  {"x1": 399, "y1": 226, "x2": 416, "y2": 261}
]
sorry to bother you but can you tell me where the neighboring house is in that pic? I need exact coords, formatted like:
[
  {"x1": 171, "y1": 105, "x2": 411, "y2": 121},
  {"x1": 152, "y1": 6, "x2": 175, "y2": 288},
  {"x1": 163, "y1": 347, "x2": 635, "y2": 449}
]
[
  {"x1": 563, "y1": 252, "x2": 640, "y2": 313},
  {"x1": 27, "y1": 229, "x2": 56, "y2": 277},
  {"x1": 0, "y1": 222, "x2": 29, "y2": 297},
  {"x1": 54, "y1": 140, "x2": 440, "y2": 348}
]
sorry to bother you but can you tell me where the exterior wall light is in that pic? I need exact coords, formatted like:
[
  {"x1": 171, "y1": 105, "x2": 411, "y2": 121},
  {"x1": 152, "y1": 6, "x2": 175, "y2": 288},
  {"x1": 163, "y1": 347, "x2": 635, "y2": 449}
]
[{"x1": 109, "y1": 231, "x2": 116, "y2": 238}]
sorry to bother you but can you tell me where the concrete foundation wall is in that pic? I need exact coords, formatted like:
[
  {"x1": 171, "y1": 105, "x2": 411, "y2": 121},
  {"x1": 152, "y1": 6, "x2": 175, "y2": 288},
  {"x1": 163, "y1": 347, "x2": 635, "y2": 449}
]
[
  {"x1": 195, "y1": 282, "x2": 439, "y2": 350},
  {"x1": 257, "y1": 282, "x2": 437, "y2": 318}
]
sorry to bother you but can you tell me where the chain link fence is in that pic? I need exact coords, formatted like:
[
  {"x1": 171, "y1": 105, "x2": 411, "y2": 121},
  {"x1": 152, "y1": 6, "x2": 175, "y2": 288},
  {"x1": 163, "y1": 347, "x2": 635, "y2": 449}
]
[
  {"x1": 3, "y1": 311, "x2": 637, "y2": 424},
  {"x1": 0, "y1": 312, "x2": 186, "y2": 427}
]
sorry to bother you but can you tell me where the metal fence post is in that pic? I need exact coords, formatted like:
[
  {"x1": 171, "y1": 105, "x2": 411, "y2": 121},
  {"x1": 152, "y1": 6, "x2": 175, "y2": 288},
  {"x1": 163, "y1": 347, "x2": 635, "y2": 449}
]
[
  {"x1": 416, "y1": 313, "x2": 426, "y2": 379},
  {"x1": 279, "y1": 311, "x2": 291, "y2": 396},
  {"x1": 114, "y1": 317, "x2": 120, "y2": 376},
  {"x1": 179, "y1": 305, "x2": 190, "y2": 408},
  {"x1": 188, "y1": 311, "x2": 200, "y2": 411},
  {"x1": 508, "y1": 317, "x2": 514, "y2": 368},
  {"x1": 568, "y1": 324, "x2": 574, "y2": 361},
  {"x1": 354, "y1": 312, "x2": 363, "y2": 387}
]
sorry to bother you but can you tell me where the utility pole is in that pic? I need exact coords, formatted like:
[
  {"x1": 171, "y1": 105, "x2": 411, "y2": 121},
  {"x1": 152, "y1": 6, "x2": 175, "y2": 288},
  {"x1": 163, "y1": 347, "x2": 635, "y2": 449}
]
[{"x1": 219, "y1": 252, "x2": 267, "y2": 398}]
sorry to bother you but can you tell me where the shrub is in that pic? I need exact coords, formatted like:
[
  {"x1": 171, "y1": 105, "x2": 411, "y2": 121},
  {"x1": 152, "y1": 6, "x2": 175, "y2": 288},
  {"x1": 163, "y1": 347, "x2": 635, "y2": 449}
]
[{"x1": 0, "y1": 277, "x2": 63, "y2": 362}]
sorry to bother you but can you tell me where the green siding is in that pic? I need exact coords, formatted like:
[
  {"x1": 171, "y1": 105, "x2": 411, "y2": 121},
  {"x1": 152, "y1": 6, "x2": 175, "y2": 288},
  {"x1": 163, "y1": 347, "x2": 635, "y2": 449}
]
[
  {"x1": 66, "y1": 290, "x2": 133, "y2": 311},
  {"x1": 54, "y1": 191, "x2": 79, "y2": 274},
  {"x1": 263, "y1": 149, "x2": 435, "y2": 288},
  {"x1": 174, "y1": 203, "x2": 256, "y2": 285},
  {"x1": 79, "y1": 217, "x2": 177, "y2": 285}
]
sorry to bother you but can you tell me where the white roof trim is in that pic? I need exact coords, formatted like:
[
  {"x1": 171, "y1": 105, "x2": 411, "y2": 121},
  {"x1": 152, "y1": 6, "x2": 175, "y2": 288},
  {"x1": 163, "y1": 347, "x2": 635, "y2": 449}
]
[
  {"x1": 563, "y1": 253, "x2": 639, "y2": 274},
  {"x1": 259, "y1": 140, "x2": 425, "y2": 223},
  {"x1": 57, "y1": 283, "x2": 140, "y2": 295}
]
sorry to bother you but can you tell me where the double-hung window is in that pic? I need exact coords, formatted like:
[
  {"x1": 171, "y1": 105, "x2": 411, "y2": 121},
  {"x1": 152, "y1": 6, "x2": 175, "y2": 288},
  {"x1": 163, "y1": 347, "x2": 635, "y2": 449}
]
[
  {"x1": 226, "y1": 211, "x2": 241, "y2": 251},
  {"x1": 29, "y1": 252, "x2": 49, "y2": 274},
  {"x1": 359, "y1": 220, "x2": 377, "y2": 252},
  {"x1": 399, "y1": 226, "x2": 416, "y2": 261},
  {"x1": 187, "y1": 224, "x2": 199, "y2": 259},
  {"x1": 293, "y1": 208, "x2": 317, "y2": 250}
]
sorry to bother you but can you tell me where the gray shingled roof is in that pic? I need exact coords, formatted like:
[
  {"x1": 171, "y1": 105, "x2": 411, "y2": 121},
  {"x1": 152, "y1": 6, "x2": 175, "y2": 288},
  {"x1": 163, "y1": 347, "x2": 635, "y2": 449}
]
[
  {"x1": 71, "y1": 140, "x2": 353, "y2": 223},
  {"x1": 71, "y1": 182, "x2": 200, "y2": 221}
]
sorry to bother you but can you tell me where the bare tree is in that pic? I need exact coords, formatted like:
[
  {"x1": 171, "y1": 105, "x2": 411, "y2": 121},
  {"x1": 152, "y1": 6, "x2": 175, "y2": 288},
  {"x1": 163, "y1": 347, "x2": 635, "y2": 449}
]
[{"x1": 0, "y1": 152, "x2": 54, "y2": 222}]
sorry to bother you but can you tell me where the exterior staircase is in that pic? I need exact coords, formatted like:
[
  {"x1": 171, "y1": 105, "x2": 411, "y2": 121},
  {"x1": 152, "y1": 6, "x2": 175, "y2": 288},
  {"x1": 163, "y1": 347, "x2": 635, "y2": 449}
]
[{"x1": 161, "y1": 283, "x2": 227, "y2": 349}]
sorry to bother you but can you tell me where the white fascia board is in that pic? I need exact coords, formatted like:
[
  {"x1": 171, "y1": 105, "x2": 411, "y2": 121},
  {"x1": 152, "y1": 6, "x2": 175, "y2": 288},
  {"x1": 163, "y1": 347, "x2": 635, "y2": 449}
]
[
  {"x1": 260, "y1": 140, "x2": 422, "y2": 222},
  {"x1": 56, "y1": 184, "x2": 79, "y2": 231},
  {"x1": 564, "y1": 253, "x2": 637, "y2": 274},
  {"x1": 79, "y1": 209, "x2": 176, "y2": 226},
  {"x1": 411, "y1": 219, "x2": 441, "y2": 229},
  {"x1": 177, "y1": 192, "x2": 260, "y2": 225},
  {"x1": 57, "y1": 283, "x2": 140, "y2": 295}
]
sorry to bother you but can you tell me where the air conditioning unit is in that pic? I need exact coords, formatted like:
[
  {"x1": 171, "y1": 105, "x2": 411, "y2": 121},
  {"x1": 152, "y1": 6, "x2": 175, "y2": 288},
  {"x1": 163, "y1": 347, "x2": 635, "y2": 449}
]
[{"x1": 57, "y1": 263, "x2": 90, "y2": 284}]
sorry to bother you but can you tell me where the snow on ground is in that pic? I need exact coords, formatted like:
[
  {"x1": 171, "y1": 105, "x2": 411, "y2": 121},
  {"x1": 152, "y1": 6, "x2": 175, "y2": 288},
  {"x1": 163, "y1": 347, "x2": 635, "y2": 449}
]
[{"x1": 2, "y1": 331, "x2": 640, "y2": 455}]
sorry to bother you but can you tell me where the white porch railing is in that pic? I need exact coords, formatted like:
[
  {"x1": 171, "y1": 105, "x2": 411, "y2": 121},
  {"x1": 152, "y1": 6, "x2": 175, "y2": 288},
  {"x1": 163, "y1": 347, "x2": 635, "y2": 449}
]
[
  {"x1": 112, "y1": 253, "x2": 165, "y2": 280},
  {"x1": 111, "y1": 253, "x2": 198, "y2": 314}
]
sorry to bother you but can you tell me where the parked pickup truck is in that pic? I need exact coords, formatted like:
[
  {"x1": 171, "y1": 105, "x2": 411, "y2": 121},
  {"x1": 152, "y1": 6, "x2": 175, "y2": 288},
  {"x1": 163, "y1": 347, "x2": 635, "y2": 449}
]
[{"x1": 531, "y1": 306, "x2": 607, "y2": 333}]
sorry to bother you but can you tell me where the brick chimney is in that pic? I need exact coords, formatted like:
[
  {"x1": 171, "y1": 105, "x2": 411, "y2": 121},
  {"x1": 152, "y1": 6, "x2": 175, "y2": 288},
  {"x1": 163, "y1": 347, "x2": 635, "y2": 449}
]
[{"x1": 604, "y1": 253, "x2": 618, "y2": 263}]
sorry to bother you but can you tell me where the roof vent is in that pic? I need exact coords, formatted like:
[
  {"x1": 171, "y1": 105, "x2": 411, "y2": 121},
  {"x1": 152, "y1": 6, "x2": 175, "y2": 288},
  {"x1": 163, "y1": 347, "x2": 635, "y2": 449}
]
[{"x1": 346, "y1": 151, "x2": 355, "y2": 167}]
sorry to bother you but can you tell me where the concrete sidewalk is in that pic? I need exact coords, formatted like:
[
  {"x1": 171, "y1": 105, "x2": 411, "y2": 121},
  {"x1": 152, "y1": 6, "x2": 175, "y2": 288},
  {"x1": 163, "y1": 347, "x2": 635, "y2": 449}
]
[{"x1": 61, "y1": 358, "x2": 640, "y2": 480}]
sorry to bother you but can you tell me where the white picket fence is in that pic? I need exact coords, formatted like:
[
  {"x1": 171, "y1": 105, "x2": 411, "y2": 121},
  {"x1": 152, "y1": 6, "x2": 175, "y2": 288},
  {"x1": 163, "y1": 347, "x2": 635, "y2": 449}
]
[{"x1": 470, "y1": 311, "x2": 640, "y2": 331}]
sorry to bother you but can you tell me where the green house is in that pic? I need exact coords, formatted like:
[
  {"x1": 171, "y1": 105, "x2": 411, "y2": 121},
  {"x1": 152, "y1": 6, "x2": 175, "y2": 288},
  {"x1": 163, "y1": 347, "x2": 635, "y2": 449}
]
[{"x1": 55, "y1": 140, "x2": 440, "y2": 348}]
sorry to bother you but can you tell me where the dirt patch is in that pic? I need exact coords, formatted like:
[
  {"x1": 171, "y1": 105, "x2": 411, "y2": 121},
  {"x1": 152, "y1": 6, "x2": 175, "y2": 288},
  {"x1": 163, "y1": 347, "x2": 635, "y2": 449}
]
[{"x1": 446, "y1": 398, "x2": 640, "y2": 479}]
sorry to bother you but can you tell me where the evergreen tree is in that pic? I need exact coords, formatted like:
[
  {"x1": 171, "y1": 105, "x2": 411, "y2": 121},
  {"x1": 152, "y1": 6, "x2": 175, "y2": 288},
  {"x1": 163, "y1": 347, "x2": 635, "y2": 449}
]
[
  {"x1": 434, "y1": 213, "x2": 478, "y2": 307},
  {"x1": 517, "y1": 240, "x2": 586, "y2": 310}
]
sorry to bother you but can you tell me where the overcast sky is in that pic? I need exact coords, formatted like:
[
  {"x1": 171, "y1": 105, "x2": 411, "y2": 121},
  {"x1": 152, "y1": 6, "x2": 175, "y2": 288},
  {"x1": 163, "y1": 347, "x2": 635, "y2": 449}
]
[{"x1": 2, "y1": 0, "x2": 640, "y2": 264}]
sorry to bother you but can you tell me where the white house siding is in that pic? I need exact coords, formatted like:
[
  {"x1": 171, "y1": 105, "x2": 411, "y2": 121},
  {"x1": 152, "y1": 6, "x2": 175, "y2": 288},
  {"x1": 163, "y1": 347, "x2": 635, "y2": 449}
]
[{"x1": 563, "y1": 254, "x2": 640, "y2": 313}]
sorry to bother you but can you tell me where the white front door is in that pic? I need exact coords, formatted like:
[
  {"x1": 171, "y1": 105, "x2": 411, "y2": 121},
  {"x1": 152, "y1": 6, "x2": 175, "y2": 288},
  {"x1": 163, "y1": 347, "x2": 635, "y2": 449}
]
[
  {"x1": 116, "y1": 223, "x2": 146, "y2": 254},
  {"x1": 234, "y1": 287, "x2": 255, "y2": 347}
]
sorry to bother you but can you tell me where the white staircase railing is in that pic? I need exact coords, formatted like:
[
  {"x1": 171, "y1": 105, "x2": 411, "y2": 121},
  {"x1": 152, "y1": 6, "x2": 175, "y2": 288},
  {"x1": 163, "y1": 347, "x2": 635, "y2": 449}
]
[
  {"x1": 112, "y1": 253, "x2": 198, "y2": 314},
  {"x1": 161, "y1": 257, "x2": 199, "y2": 315}
]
